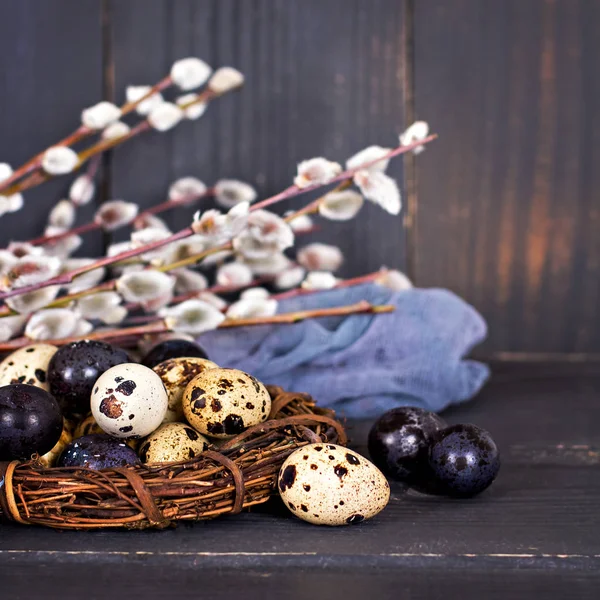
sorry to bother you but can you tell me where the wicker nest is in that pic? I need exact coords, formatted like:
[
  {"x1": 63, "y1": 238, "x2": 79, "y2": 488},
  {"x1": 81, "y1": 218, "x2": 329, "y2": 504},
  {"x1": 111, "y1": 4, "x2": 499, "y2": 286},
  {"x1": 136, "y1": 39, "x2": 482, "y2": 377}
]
[{"x1": 0, "y1": 386, "x2": 346, "y2": 530}]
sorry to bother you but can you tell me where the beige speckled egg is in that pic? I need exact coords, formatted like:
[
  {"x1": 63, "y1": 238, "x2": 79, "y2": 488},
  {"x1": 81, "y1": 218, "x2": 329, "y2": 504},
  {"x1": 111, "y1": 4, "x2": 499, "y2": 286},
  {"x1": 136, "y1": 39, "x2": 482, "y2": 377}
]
[
  {"x1": 90, "y1": 363, "x2": 168, "y2": 439},
  {"x1": 139, "y1": 422, "x2": 210, "y2": 463},
  {"x1": 0, "y1": 344, "x2": 58, "y2": 391},
  {"x1": 153, "y1": 357, "x2": 219, "y2": 423},
  {"x1": 182, "y1": 368, "x2": 271, "y2": 438},
  {"x1": 39, "y1": 418, "x2": 74, "y2": 467},
  {"x1": 278, "y1": 443, "x2": 390, "y2": 526}
]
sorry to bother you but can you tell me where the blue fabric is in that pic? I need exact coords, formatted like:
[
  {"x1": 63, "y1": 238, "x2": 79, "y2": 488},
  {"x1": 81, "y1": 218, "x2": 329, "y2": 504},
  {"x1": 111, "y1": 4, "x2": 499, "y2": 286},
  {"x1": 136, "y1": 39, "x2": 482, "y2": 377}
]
[{"x1": 199, "y1": 284, "x2": 490, "y2": 418}]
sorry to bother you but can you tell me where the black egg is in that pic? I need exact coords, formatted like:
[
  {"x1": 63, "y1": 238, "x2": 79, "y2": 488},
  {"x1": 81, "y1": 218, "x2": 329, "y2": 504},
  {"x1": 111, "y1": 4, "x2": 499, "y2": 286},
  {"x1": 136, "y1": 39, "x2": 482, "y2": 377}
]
[
  {"x1": 368, "y1": 407, "x2": 447, "y2": 483},
  {"x1": 427, "y1": 423, "x2": 500, "y2": 497},
  {"x1": 142, "y1": 339, "x2": 208, "y2": 368},
  {"x1": 57, "y1": 434, "x2": 141, "y2": 470},
  {"x1": 48, "y1": 340, "x2": 129, "y2": 416},
  {"x1": 0, "y1": 384, "x2": 63, "y2": 460}
]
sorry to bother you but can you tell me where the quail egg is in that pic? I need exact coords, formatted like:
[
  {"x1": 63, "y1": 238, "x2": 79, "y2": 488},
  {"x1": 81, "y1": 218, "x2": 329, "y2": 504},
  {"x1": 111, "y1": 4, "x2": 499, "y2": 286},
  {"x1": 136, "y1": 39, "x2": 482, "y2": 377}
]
[
  {"x1": 182, "y1": 368, "x2": 271, "y2": 438},
  {"x1": 153, "y1": 357, "x2": 219, "y2": 423},
  {"x1": 278, "y1": 443, "x2": 390, "y2": 526},
  {"x1": 57, "y1": 434, "x2": 141, "y2": 470},
  {"x1": 139, "y1": 422, "x2": 210, "y2": 463},
  {"x1": 368, "y1": 407, "x2": 447, "y2": 483},
  {"x1": 0, "y1": 344, "x2": 58, "y2": 392},
  {"x1": 0, "y1": 384, "x2": 63, "y2": 460},
  {"x1": 426, "y1": 424, "x2": 500, "y2": 497},
  {"x1": 90, "y1": 363, "x2": 168, "y2": 439},
  {"x1": 48, "y1": 340, "x2": 130, "y2": 415}
]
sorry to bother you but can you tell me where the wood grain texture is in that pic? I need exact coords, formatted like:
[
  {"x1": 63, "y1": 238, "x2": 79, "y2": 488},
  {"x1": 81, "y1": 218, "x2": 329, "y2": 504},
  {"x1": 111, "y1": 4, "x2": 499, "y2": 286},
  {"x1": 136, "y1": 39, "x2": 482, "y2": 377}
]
[
  {"x1": 0, "y1": 0, "x2": 105, "y2": 256},
  {"x1": 414, "y1": 0, "x2": 600, "y2": 354},
  {"x1": 2, "y1": 362, "x2": 600, "y2": 598},
  {"x1": 108, "y1": 0, "x2": 407, "y2": 274}
]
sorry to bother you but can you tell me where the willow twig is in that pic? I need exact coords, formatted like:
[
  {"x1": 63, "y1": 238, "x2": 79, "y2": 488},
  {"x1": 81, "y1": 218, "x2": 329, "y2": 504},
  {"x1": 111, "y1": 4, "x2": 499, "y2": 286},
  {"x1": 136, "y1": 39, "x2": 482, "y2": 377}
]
[
  {"x1": 1, "y1": 88, "x2": 221, "y2": 197},
  {"x1": 0, "y1": 301, "x2": 394, "y2": 351},
  {"x1": 27, "y1": 189, "x2": 213, "y2": 247},
  {"x1": 0, "y1": 76, "x2": 173, "y2": 194}
]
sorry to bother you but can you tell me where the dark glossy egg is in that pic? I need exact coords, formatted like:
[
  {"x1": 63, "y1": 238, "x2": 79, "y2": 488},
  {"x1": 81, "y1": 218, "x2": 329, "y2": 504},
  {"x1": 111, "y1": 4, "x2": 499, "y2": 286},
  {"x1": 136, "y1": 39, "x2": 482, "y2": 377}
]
[
  {"x1": 57, "y1": 434, "x2": 141, "y2": 470},
  {"x1": 0, "y1": 384, "x2": 63, "y2": 460},
  {"x1": 48, "y1": 340, "x2": 129, "y2": 416},
  {"x1": 368, "y1": 407, "x2": 447, "y2": 483},
  {"x1": 142, "y1": 339, "x2": 208, "y2": 368},
  {"x1": 427, "y1": 424, "x2": 500, "y2": 497}
]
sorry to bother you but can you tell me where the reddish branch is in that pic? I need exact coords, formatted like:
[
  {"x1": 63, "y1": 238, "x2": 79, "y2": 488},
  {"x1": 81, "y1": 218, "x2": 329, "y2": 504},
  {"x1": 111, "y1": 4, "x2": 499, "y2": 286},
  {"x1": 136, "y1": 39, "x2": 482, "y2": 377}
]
[
  {"x1": 0, "y1": 76, "x2": 173, "y2": 194},
  {"x1": 0, "y1": 301, "x2": 394, "y2": 351}
]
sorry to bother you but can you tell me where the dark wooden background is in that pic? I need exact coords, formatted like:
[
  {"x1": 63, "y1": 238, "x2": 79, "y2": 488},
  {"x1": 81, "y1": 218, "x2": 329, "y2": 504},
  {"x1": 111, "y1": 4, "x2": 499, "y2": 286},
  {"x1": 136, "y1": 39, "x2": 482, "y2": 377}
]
[{"x1": 0, "y1": 0, "x2": 598, "y2": 357}]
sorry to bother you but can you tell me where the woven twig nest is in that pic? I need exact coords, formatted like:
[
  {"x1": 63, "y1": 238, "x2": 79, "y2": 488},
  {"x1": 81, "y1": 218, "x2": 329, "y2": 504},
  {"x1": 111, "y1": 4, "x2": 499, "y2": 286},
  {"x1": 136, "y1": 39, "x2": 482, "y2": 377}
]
[{"x1": 0, "y1": 386, "x2": 346, "y2": 530}]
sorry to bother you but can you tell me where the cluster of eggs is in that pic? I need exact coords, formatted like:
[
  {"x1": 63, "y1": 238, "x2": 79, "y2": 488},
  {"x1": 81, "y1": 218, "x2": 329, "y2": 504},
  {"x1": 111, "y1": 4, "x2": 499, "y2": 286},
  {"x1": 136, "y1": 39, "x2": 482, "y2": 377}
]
[
  {"x1": 368, "y1": 407, "x2": 500, "y2": 498},
  {"x1": 0, "y1": 337, "x2": 414, "y2": 528},
  {"x1": 0, "y1": 338, "x2": 272, "y2": 473}
]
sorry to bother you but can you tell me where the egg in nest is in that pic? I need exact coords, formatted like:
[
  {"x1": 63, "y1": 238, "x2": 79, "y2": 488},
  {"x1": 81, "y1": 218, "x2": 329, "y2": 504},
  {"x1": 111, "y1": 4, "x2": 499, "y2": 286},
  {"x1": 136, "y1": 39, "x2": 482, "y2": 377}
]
[
  {"x1": 90, "y1": 363, "x2": 168, "y2": 439},
  {"x1": 139, "y1": 422, "x2": 210, "y2": 463},
  {"x1": 182, "y1": 368, "x2": 271, "y2": 438},
  {"x1": 0, "y1": 344, "x2": 58, "y2": 392},
  {"x1": 278, "y1": 443, "x2": 390, "y2": 526},
  {"x1": 153, "y1": 357, "x2": 219, "y2": 423}
]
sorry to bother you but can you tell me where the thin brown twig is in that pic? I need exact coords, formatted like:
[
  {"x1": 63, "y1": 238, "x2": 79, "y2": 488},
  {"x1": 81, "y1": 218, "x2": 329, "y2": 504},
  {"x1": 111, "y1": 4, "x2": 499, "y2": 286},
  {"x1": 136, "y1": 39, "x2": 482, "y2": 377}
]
[
  {"x1": 272, "y1": 269, "x2": 385, "y2": 301},
  {"x1": 0, "y1": 301, "x2": 394, "y2": 351},
  {"x1": 0, "y1": 87, "x2": 221, "y2": 197},
  {"x1": 27, "y1": 189, "x2": 213, "y2": 247},
  {"x1": 0, "y1": 76, "x2": 173, "y2": 194}
]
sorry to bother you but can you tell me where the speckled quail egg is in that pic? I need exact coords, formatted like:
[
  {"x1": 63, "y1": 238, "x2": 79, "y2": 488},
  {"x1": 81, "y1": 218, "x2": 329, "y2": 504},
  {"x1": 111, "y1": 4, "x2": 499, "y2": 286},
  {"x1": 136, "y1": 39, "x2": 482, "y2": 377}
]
[
  {"x1": 153, "y1": 357, "x2": 219, "y2": 423},
  {"x1": 139, "y1": 422, "x2": 210, "y2": 463},
  {"x1": 90, "y1": 363, "x2": 168, "y2": 439},
  {"x1": 57, "y1": 434, "x2": 141, "y2": 470},
  {"x1": 278, "y1": 443, "x2": 390, "y2": 526},
  {"x1": 39, "y1": 418, "x2": 74, "y2": 467},
  {"x1": 0, "y1": 344, "x2": 58, "y2": 392},
  {"x1": 0, "y1": 384, "x2": 63, "y2": 460},
  {"x1": 182, "y1": 368, "x2": 271, "y2": 438},
  {"x1": 48, "y1": 340, "x2": 130, "y2": 415}
]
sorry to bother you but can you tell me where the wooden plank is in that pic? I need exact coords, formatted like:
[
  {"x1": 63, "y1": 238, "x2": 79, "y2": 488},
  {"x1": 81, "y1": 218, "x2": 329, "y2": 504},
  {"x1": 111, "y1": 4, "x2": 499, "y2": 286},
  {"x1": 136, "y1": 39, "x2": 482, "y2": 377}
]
[
  {"x1": 414, "y1": 0, "x2": 600, "y2": 353},
  {"x1": 2, "y1": 362, "x2": 600, "y2": 598},
  {"x1": 0, "y1": 0, "x2": 105, "y2": 257},
  {"x1": 109, "y1": 0, "x2": 408, "y2": 274}
]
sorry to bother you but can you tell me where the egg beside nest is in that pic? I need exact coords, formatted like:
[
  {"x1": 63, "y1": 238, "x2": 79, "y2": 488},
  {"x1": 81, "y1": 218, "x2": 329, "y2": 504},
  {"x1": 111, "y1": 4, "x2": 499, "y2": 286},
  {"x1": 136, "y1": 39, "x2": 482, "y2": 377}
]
[{"x1": 278, "y1": 443, "x2": 390, "y2": 526}]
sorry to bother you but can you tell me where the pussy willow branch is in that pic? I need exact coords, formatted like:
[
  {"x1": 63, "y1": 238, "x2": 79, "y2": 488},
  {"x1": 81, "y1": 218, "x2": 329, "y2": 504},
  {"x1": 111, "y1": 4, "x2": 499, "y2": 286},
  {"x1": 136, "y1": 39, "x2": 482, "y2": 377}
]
[
  {"x1": 251, "y1": 135, "x2": 437, "y2": 213},
  {"x1": 0, "y1": 301, "x2": 394, "y2": 351},
  {"x1": 126, "y1": 269, "x2": 390, "y2": 325},
  {"x1": 0, "y1": 135, "x2": 436, "y2": 307},
  {"x1": 272, "y1": 269, "x2": 386, "y2": 301},
  {"x1": 27, "y1": 189, "x2": 213, "y2": 247},
  {"x1": 1, "y1": 88, "x2": 223, "y2": 197},
  {"x1": 0, "y1": 76, "x2": 173, "y2": 194}
]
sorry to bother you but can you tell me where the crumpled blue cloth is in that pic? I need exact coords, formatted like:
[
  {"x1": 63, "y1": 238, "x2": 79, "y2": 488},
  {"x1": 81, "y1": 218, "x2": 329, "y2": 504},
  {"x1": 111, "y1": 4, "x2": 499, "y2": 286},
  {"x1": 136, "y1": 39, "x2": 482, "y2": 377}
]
[{"x1": 199, "y1": 284, "x2": 490, "y2": 418}]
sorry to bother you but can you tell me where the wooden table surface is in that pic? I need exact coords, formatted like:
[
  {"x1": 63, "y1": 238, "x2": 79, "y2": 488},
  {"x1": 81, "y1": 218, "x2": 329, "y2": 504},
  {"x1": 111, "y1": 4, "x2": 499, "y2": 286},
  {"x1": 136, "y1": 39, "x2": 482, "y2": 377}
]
[{"x1": 1, "y1": 361, "x2": 599, "y2": 599}]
